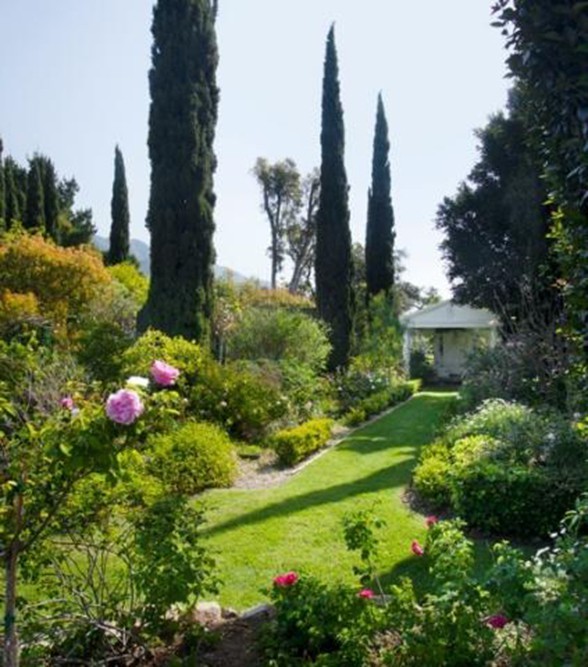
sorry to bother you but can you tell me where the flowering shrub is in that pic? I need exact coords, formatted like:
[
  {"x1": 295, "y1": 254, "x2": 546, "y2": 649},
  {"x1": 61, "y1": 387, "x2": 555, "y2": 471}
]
[
  {"x1": 1, "y1": 348, "x2": 218, "y2": 664},
  {"x1": 122, "y1": 330, "x2": 208, "y2": 382},
  {"x1": 264, "y1": 503, "x2": 588, "y2": 666},
  {"x1": 264, "y1": 573, "x2": 382, "y2": 666}
]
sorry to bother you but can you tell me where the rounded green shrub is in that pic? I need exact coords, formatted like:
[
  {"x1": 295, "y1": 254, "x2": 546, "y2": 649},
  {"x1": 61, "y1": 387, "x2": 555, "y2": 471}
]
[
  {"x1": 189, "y1": 360, "x2": 288, "y2": 442},
  {"x1": 451, "y1": 462, "x2": 578, "y2": 537},
  {"x1": 269, "y1": 418, "x2": 334, "y2": 466},
  {"x1": 412, "y1": 444, "x2": 452, "y2": 508},
  {"x1": 226, "y1": 307, "x2": 331, "y2": 372},
  {"x1": 147, "y1": 421, "x2": 237, "y2": 495}
]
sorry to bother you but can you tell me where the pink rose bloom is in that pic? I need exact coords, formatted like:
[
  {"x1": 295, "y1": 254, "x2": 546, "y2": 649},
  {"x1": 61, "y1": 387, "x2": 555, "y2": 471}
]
[
  {"x1": 426, "y1": 515, "x2": 438, "y2": 528},
  {"x1": 106, "y1": 389, "x2": 144, "y2": 425},
  {"x1": 150, "y1": 360, "x2": 180, "y2": 386},
  {"x1": 358, "y1": 588, "x2": 375, "y2": 599},
  {"x1": 485, "y1": 613, "x2": 508, "y2": 629},
  {"x1": 411, "y1": 540, "x2": 425, "y2": 557},
  {"x1": 273, "y1": 571, "x2": 299, "y2": 587},
  {"x1": 60, "y1": 396, "x2": 75, "y2": 410}
]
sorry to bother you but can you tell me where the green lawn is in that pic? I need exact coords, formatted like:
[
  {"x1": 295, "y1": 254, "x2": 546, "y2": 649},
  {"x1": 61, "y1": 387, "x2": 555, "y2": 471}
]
[{"x1": 201, "y1": 391, "x2": 472, "y2": 610}]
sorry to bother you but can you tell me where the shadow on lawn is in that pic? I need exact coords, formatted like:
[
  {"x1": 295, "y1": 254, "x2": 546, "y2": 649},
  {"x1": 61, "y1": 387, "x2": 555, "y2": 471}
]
[
  {"x1": 203, "y1": 394, "x2": 455, "y2": 539},
  {"x1": 203, "y1": 458, "x2": 417, "y2": 538}
]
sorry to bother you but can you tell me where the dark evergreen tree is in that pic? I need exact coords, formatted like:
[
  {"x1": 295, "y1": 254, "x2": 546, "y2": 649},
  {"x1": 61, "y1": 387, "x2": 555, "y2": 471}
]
[
  {"x1": 108, "y1": 145, "x2": 131, "y2": 264},
  {"x1": 4, "y1": 157, "x2": 25, "y2": 228},
  {"x1": 24, "y1": 160, "x2": 45, "y2": 231},
  {"x1": 315, "y1": 25, "x2": 354, "y2": 370},
  {"x1": 365, "y1": 93, "x2": 395, "y2": 300},
  {"x1": 0, "y1": 138, "x2": 5, "y2": 229},
  {"x1": 40, "y1": 157, "x2": 59, "y2": 242},
  {"x1": 436, "y1": 95, "x2": 554, "y2": 326},
  {"x1": 29, "y1": 155, "x2": 60, "y2": 241},
  {"x1": 56, "y1": 176, "x2": 96, "y2": 246},
  {"x1": 139, "y1": 0, "x2": 219, "y2": 341}
]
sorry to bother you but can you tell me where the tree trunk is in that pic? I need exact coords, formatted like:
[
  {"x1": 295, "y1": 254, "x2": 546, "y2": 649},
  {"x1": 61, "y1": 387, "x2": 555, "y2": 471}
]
[{"x1": 4, "y1": 543, "x2": 20, "y2": 667}]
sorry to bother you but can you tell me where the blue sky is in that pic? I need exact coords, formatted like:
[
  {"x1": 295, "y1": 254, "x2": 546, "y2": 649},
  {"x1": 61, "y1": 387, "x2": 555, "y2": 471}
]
[{"x1": 0, "y1": 1, "x2": 510, "y2": 295}]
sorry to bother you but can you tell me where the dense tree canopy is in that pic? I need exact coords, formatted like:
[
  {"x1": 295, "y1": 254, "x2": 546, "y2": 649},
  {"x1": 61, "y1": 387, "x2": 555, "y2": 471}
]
[
  {"x1": 253, "y1": 159, "x2": 319, "y2": 294},
  {"x1": 365, "y1": 94, "x2": 395, "y2": 300},
  {"x1": 493, "y1": 0, "x2": 588, "y2": 354},
  {"x1": 253, "y1": 157, "x2": 301, "y2": 289},
  {"x1": 139, "y1": 0, "x2": 219, "y2": 342},
  {"x1": 286, "y1": 169, "x2": 319, "y2": 295},
  {"x1": 0, "y1": 147, "x2": 94, "y2": 246},
  {"x1": 315, "y1": 25, "x2": 354, "y2": 370},
  {"x1": 436, "y1": 96, "x2": 553, "y2": 324}
]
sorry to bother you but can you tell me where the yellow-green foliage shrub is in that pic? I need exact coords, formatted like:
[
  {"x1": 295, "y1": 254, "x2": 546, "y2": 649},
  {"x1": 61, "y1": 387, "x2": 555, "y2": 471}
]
[
  {"x1": 107, "y1": 261, "x2": 149, "y2": 305},
  {"x1": 412, "y1": 441, "x2": 453, "y2": 508},
  {"x1": 0, "y1": 290, "x2": 46, "y2": 339},
  {"x1": 0, "y1": 233, "x2": 112, "y2": 336},
  {"x1": 270, "y1": 418, "x2": 334, "y2": 466},
  {"x1": 147, "y1": 421, "x2": 237, "y2": 494},
  {"x1": 122, "y1": 329, "x2": 209, "y2": 381}
]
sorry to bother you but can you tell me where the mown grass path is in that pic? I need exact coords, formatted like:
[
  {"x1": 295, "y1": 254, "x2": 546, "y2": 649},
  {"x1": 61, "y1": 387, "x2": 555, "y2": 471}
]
[{"x1": 202, "y1": 391, "x2": 457, "y2": 610}]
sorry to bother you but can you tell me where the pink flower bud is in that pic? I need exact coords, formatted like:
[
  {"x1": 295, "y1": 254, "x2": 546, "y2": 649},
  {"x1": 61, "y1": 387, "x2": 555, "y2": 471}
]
[
  {"x1": 485, "y1": 613, "x2": 508, "y2": 629},
  {"x1": 411, "y1": 540, "x2": 424, "y2": 557},
  {"x1": 60, "y1": 396, "x2": 75, "y2": 410},
  {"x1": 426, "y1": 515, "x2": 438, "y2": 528},
  {"x1": 273, "y1": 571, "x2": 299, "y2": 587},
  {"x1": 358, "y1": 588, "x2": 375, "y2": 599}
]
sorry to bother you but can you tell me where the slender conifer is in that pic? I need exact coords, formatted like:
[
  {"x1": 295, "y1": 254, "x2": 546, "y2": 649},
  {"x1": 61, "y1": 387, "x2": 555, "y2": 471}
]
[
  {"x1": 24, "y1": 161, "x2": 45, "y2": 231},
  {"x1": 366, "y1": 93, "x2": 395, "y2": 299},
  {"x1": 315, "y1": 25, "x2": 354, "y2": 369},
  {"x1": 108, "y1": 145, "x2": 131, "y2": 264},
  {"x1": 139, "y1": 0, "x2": 219, "y2": 340}
]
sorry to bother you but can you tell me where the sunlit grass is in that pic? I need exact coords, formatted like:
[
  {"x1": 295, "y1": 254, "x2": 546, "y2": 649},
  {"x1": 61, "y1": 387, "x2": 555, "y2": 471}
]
[{"x1": 201, "y1": 391, "x2": 470, "y2": 610}]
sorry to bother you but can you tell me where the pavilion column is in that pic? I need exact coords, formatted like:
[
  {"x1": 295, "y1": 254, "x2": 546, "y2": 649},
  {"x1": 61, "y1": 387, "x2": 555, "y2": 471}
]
[{"x1": 403, "y1": 327, "x2": 412, "y2": 375}]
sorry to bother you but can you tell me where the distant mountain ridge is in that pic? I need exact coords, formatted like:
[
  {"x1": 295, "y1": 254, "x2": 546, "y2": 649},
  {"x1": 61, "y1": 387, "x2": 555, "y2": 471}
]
[{"x1": 93, "y1": 235, "x2": 265, "y2": 285}]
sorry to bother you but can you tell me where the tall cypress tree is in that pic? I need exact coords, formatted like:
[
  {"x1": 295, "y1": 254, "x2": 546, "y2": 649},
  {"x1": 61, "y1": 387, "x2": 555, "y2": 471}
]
[
  {"x1": 315, "y1": 25, "x2": 354, "y2": 370},
  {"x1": 4, "y1": 159, "x2": 21, "y2": 228},
  {"x1": 40, "y1": 157, "x2": 59, "y2": 242},
  {"x1": 365, "y1": 93, "x2": 395, "y2": 299},
  {"x1": 138, "y1": 0, "x2": 219, "y2": 341},
  {"x1": 108, "y1": 145, "x2": 131, "y2": 264},
  {"x1": 30, "y1": 155, "x2": 60, "y2": 241},
  {"x1": 0, "y1": 138, "x2": 5, "y2": 230},
  {"x1": 24, "y1": 160, "x2": 45, "y2": 231}
]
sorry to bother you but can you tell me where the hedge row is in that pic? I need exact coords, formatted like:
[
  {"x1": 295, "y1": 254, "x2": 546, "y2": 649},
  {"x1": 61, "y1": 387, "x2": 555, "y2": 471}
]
[
  {"x1": 344, "y1": 380, "x2": 420, "y2": 427},
  {"x1": 269, "y1": 418, "x2": 334, "y2": 467}
]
